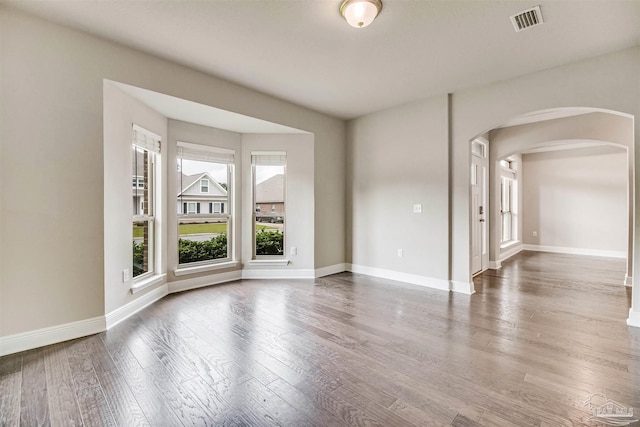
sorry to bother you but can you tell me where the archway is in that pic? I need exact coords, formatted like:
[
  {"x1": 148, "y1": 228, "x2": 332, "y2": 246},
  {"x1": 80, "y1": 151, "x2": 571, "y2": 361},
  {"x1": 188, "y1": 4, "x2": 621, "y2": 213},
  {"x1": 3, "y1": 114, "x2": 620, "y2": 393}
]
[{"x1": 469, "y1": 107, "x2": 634, "y2": 318}]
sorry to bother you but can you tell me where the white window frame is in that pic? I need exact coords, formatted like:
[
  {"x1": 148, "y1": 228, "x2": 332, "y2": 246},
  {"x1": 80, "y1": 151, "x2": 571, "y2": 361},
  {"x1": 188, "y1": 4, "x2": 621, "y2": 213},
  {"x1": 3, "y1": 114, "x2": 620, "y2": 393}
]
[
  {"x1": 132, "y1": 125, "x2": 160, "y2": 282},
  {"x1": 200, "y1": 178, "x2": 209, "y2": 193}
]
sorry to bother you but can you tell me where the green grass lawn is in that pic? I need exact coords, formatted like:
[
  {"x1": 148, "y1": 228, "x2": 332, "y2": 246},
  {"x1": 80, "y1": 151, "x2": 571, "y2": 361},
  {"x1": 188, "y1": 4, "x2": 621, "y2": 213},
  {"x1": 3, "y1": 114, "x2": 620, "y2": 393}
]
[{"x1": 133, "y1": 222, "x2": 276, "y2": 238}]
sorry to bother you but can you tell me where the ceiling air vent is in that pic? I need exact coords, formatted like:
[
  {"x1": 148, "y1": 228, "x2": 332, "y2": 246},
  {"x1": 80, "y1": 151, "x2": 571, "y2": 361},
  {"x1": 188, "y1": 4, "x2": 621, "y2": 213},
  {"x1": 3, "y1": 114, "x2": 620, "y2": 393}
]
[{"x1": 510, "y1": 6, "x2": 543, "y2": 32}]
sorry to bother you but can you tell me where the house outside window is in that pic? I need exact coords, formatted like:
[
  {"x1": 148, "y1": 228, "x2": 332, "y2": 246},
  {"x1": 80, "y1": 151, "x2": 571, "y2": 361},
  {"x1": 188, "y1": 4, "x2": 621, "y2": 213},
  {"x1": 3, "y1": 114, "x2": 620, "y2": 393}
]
[
  {"x1": 132, "y1": 125, "x2": 160, "y2": 279},
  {"x1": 177, "y1": 142, "x2": 234, "y2": 266},
  {"x1": 252, "y1": 151, "x2": 286, "y2": 257}
]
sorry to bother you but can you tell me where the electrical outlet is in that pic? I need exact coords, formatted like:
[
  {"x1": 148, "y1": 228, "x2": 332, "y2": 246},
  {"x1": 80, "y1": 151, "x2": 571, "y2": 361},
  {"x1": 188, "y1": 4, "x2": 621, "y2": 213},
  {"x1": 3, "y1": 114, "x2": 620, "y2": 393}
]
[
  {"x1": 397, "y1": 249, "x2": 403, "y2": 257},
  {"x1": 290, "y1": 246, "x2": 297, "y2": 256},
  {"x1": 122, "y1": 269, "x2": 130, "y2": 282},
  {"x1": 532, "y1": 231, "x2": 538, "y2": 237},
  {"x1": 413, "y1": 204, "x2": 422, "y2": 213}
]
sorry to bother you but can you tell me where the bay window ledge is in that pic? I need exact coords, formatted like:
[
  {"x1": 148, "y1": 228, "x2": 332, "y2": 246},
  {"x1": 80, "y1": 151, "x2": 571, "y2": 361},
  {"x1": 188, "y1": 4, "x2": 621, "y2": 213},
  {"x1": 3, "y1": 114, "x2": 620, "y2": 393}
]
[
  {"x1": 174, "y1": 261, "x2": 239, "y2": 277},
  {"x1": 248, "y1": 259, "x2": 290, "y2": 266},
  {"x1": 500, "y1": 240, "x2": 520, "y2": 250},
  {"x1": 131, "y1": 273, "x2": 166, "y2": 294}
]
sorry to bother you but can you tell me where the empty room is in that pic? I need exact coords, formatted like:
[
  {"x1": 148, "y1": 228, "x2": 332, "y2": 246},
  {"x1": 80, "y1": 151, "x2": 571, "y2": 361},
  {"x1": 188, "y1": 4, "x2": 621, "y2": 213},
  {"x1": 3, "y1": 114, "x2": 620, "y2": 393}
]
[{"x1": 1, "y1": 1, "x2": 639, "y2": 426}]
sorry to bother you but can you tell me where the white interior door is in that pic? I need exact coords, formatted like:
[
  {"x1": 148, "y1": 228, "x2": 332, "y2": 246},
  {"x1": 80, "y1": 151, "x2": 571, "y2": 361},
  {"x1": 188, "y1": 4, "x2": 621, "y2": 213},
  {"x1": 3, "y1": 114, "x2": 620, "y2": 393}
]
[
  {"x1": 471, "y1": 145, "x2": 488, "y2": 275},
  {"x1": 471, "y1": 156, "x2": 483, "y2": 274}
]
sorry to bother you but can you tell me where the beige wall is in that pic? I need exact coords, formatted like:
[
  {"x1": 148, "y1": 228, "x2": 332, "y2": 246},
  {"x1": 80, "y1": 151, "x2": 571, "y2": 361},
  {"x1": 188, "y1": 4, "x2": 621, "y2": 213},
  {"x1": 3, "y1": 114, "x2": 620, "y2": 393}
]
[
  {"x1": 346, "y1": 96, "x2": 449, "y2": 281},
  {"x1": 522, "y1": 146, "x2": 628, "y2": 253},
  {"x1": 0, "y1": 8, "x2": 344, "y2": 337},
  {"x1": 103, "y1": 82, "x2": 168, "y2": 314}
]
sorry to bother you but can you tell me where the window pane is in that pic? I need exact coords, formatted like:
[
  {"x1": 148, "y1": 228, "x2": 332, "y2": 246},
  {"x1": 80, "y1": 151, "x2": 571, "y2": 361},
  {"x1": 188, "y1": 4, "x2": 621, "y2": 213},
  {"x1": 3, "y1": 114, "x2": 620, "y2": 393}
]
[
  {"x1": 177, "y1": 155, "x2": 231, "y2": 265},
  {"x1": 254, "y1": 163, "x2": 285, "y2": 256},
  {"x1": 132, "y1": 141, "x2": 155, "y2": 278},
  {"x1": 133, "y1": 220, "x2": 152, "y2": 277},
  {"x1": 178, "y1": 219, "x2": 229, "y2": 264}
]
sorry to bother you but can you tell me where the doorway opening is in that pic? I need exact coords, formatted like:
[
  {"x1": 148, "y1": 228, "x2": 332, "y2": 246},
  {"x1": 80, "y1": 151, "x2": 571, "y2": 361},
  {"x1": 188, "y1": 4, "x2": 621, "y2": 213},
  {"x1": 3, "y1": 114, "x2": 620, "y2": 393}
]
[{"x1": 469, "y1": 108, "x2": 634, "y2": 286}]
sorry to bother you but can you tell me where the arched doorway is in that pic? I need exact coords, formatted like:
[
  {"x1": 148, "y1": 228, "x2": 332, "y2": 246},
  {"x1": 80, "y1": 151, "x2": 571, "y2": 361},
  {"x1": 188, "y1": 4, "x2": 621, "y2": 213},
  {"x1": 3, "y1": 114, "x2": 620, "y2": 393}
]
[{"x1": 469, "y1": 108, "x2": 634, "y2": 316}]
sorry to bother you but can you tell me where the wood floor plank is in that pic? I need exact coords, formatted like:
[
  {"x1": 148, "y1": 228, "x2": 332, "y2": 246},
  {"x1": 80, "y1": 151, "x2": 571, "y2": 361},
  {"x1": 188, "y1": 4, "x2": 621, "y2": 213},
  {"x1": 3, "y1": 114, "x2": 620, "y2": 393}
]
[
  {"x1": 43, "y1": 344, "x2": 83, "y2": 427},
  {"x1": 96, "y1": 367, "x2": 150, "y2": 427},
  {"x1": 101, "y1": 336, "x2": 184, "y2": 426},
  {"x1": 20, "y1": 349, "x2": 50, "y2": 427},
  {"x1": 0, "y1": 372, "x2": 21, "y2": 427},
  {"x1": 0, "y1": 353, "x2": 22, "y2": 377},
  {"x1": 75, "y1": 386, "x2": 116, "y2": 427},
  {"x1": 66, "y1": 340, "x2": 100, "y2": 390},
  {"x1": 144, "y1": 361, "x2": 223, "y2": 426}
]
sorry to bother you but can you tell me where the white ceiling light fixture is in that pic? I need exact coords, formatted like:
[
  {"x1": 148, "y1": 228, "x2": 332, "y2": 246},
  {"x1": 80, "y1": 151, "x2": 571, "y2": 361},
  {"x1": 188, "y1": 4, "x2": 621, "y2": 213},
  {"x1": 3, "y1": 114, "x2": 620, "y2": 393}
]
[{"x1": 340, "y1": 0, "x2": 382, "y2": 28}]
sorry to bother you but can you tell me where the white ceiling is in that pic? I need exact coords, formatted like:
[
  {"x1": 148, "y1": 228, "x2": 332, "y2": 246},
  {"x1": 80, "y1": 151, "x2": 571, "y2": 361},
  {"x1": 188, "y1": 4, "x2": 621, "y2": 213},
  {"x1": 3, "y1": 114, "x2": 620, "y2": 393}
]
[{"x1": 3, "y1": 0, "x2": 640, "y2": 119}]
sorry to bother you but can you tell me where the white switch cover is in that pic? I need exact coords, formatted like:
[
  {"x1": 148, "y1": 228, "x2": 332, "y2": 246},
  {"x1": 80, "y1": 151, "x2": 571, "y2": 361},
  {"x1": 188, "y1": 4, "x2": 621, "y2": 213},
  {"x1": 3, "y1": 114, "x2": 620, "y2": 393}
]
[
  {"x1": 290, "y1": 246, "x2": 298, "y2": 255},
  {"x1": 532, "y1": 231, "x2": 538, "y2": 237},
  {"x1": 122, "y1": 269, "x2": 130, "y2": 282},
  {"x1": 397, "y1": 249, "x2": 403, "y2": 257},
  {"x1": 413, "y1": 204, "x2": 422, "y2": 213}
]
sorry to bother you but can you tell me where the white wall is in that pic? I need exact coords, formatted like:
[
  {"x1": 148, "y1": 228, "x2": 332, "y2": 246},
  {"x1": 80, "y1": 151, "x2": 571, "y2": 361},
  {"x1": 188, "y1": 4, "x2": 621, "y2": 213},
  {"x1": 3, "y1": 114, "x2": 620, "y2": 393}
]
[
  {"x1": 346, "y1": 96, "x2": 450, "y2": 285},
  {"x1": 522, "y1": 145, "x2": 628, "y2": 254},
  {"x1": 0, "y1": 8, "x2": 344, "y2": 338}
]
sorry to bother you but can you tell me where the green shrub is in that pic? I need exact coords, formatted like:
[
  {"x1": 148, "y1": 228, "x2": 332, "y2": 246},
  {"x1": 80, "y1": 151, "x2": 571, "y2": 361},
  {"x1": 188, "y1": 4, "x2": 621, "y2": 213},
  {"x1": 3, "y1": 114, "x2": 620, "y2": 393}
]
[
  {"x1": 133, "y1": 241, "x2": 145, "y2": 277},
  {"x1": 179, "y1": 233, "x2": 227, "y2": 264},
  {"x1": 256, "y1": 229, "x2": 284, "y2": 255}
]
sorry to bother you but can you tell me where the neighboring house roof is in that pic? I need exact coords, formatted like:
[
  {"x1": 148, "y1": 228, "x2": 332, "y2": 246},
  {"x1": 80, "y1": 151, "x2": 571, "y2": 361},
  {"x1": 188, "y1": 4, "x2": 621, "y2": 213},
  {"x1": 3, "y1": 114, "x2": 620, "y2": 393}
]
[
  {"x1": 256, "y1": 174, "x2": 284, "y2": 204},
  {"x1": 177, "y1": 172, "x2": 227, "y2": 197}
]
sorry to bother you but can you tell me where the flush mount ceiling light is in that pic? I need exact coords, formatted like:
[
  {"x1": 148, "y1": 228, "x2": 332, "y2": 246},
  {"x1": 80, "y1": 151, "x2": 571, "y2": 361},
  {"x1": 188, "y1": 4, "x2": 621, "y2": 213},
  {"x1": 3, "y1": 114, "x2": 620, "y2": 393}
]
[{"x1": 340, "y1": 0, "x2": 382, "y2": 28}]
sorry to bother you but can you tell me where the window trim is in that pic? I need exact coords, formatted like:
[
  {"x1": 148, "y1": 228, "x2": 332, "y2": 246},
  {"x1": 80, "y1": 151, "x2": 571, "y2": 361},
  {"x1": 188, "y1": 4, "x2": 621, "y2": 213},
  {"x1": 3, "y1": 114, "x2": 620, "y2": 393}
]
[
  {"x1": 131, "y1": 125, "x2": 160, "y2": 283},
  {"x1": 200, "y1": 178, "x2": 209, "y2": 193}
]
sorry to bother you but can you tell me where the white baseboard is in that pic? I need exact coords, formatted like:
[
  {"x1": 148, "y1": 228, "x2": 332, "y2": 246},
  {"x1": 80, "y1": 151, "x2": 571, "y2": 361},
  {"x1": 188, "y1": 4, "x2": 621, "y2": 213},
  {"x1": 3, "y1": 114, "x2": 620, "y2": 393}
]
[
  {"x1": 106, "y1": 284, "x2": 168, "y2": 329},
  {"x1": 0, "y1": 316, "x2": 106, "y2": 357},
  {"x1": 500, "y1": 243, "x2": 524, "y2": 262},
  {"x1": 624, "y1": 275, "x2": 632, "y2": 287},
  {"x1": 347, "y1": 263, "x2": 459, "y2": 293},
  {"x1": 242, "y1": 269, "x2": 315, "y2": 279},
  {"x1": 627, "y1": 308, "x2": 640, "y2": 328},
  {"x1": 451, "y1": 280, "x2": 476, "y2": 295},
  {"x1": 315, "y1": 263, "x2": 346, "y2": 278},
  {"x1": 523, "y1": 244, "x2": 626, "y2": 259},
  {"x1": 168, "y1": 270, "x2": 242, "y2": 294},
  {"x1": 488, "y1": 260, "x2": 502, "y2": 270}
]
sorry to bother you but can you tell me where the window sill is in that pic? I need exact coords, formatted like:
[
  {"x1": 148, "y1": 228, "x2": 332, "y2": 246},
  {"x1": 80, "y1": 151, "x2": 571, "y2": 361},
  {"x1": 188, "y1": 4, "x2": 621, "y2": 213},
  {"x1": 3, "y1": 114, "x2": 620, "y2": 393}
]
[
  {"x1": 500, "y1": 240, "x2": 520, "y2": 250},
  {"x1": 174, "y1": 261, "x2": 239, "y2": 277},
  {"x1": 248, "y1": 259, "x2": 290, "y2": 266},
  {"x1": 130, "y1": 273, "x2": 166, "y2": 294}
]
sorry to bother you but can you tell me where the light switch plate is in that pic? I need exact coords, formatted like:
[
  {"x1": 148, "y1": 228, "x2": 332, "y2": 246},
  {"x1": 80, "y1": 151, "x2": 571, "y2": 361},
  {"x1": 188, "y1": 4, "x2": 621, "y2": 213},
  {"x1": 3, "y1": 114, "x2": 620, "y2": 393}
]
[{"x1": 413, "y1": 204, "x2": 422, "y2": 213}]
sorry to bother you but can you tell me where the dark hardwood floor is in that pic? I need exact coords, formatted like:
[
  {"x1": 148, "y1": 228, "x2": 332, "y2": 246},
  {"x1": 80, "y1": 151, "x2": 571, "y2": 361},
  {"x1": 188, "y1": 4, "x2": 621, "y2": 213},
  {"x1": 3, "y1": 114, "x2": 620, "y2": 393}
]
[{"x1": 2, "y1": 251, "x2": 639, "y2": 426}]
